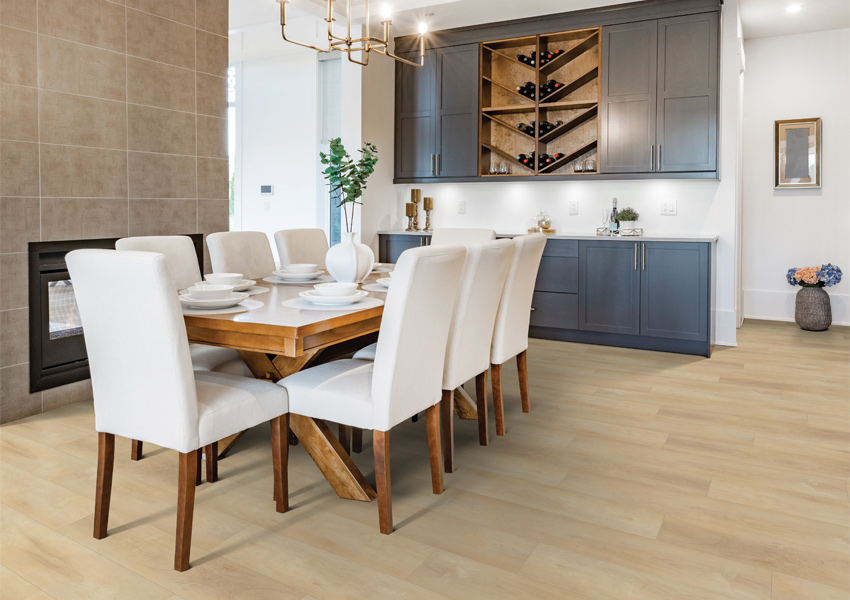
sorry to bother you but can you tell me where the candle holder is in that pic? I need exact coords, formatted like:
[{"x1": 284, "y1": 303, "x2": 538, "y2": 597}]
[
  {"x1": 411, "y1": 189, "x2": 421, "y2": 231},
  {"x1": 423, "y1": 209, "x2": 433, "y2": 232},
  {"x1": 405, "y1": 202, "x2": 416, "y2": 231},
  {"x1": 406, "y1": 215, "x2": 416, "y2": 231}
]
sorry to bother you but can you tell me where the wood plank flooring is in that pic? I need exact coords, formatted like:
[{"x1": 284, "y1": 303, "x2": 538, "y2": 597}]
[{"x1": 1, "y1": 319, "x2": 847, "y2": 599}]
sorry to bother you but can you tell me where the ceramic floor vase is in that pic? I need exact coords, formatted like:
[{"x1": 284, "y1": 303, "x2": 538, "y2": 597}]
[
  {"x1": 795, "y1": 286, "x2": 832, "y2": 331},
  {"x1": 325, "y1": 232, "x2": 374, "y2": 283}
]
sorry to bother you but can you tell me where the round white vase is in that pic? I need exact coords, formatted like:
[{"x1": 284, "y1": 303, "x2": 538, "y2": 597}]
[{"x1": 325, "y1": 231, "x2": 374, "y2": 283}]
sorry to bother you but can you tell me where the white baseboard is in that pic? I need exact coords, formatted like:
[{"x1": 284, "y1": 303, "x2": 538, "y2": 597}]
[{"x1": 744, "y1": 289, "x2": 849, "y2": 326}]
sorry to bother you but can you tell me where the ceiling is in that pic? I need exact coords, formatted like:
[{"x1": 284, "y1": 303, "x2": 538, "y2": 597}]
[{"x1": 230, "y1": 0, "x2": 850, "y2": 39}]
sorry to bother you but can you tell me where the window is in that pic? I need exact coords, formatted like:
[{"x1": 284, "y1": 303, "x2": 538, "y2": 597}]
[{"x1": 227, "y1": 65, "x2": 237, "y2": 230}]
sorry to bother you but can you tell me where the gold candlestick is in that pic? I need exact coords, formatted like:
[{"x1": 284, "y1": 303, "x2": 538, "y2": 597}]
[
  {"x1": 423, "y1": 197, "x2": 433, "y2": 232},
  {"x1": 404, "y1": 202, "x2": 416, "y2": 231},
  {"x1": 411, "y1": 189, "x2": 421, "y2": 231}
]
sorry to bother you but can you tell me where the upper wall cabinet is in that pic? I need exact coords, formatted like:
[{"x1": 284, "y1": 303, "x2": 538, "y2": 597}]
[
  {"x1": 394, "y1": 44, "x2": 479, "y2": 180},
  {"x1": 599, "y1": 12, "x2": 718, "y2": 174}
]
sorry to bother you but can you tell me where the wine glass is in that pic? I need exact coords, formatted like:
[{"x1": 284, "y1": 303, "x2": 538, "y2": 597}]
[
  {"x1": 489, "y1": 163, "x2": 498, "y2": 175},
  {"x1": 585, "y1": 158, "x2": 596, "y2": 173},
  {"x1": 499, "y1": 163, "x2": 510, "y2": 175},
  {"x1": 575, "y1": 160, "x2": 584, "y2": 174}
]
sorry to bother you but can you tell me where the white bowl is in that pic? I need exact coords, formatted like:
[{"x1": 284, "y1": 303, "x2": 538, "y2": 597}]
[
  {"x1": 313, "y1": 282, "x2": 358, "y2": 297},
  {"x1": 187, "y1": 284, "x2": 235, "y2": 300},
  {"x1": 284, "y1": 263, "x2": 319, "y2": 275},
  {"x1": 204, "y1": 273, "x2": 243, "y2": 285},
  {"x1": 376, "y1": 277, "x2": 392, "y2": 288}
]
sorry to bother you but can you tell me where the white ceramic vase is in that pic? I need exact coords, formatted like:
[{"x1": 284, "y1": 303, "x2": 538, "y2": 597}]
[
  {"x1": 325, "y1": 231, "x2": 374, "y2": 283},
  {"x1": 619, "y1": 220, "x2": 636, "y2": 229}
]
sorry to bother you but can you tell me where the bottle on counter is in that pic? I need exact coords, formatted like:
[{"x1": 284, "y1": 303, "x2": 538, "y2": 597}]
[{"x1": 609, "y1": 198, "x2": 619, "y2": 233}]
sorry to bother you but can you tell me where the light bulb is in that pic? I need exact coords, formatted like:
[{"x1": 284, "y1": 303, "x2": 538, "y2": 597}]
[
  {"x1": 786, "y1": 4, "x2": 802, "y2": 13},
  {"x1": 418, "y1": 21, "x2": 428, "y2": 35},
  {"x1": 381, "y1": 3, "x2": 392, "y2": 19}
]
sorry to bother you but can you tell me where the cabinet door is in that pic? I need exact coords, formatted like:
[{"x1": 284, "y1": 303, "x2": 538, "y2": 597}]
[
  {"x1": 435, "y1": 45, "x2": 479, "y2": 178},
  {"x1": 395, "y1": 50, "x2": 436, "y2": 179},
  {"x1": 599, "y1": 21, "x2": 657, "y2": 173},
  {"x1": 640, "y1": 242, "x2": 709, "y2": 341},
  {"x1": 656, "y1": 14, "x2": 718, "y2": 172},
  {"x1": 381, "y1": 235, "x2": 425, "y2": 264},
  {"x1": 578, "y1": 241, "x2": 641, "y2": 335}
]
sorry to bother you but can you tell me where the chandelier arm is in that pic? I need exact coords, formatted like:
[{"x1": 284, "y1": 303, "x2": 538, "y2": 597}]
[
  {"x1": 347, "y1": 50, "x2": 370, "y2": 66},
  {"x1": 279, "y1": 1, "x2": 333, "y2": 53}
]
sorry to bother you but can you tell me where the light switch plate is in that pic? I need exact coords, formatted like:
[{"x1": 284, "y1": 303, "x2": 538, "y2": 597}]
[
  {"x1": 457, "y1": 200, "x2": 466, "y2": 215},
  {"x1": 661, "y1": 200, "x2": 677, "y2": 215},
  {"x1": 569, "y1": 200, "x2": 579, "y2": 215}
]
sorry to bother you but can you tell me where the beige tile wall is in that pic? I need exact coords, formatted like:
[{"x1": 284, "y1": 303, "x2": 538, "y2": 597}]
[{"x1": 0, "y1": 0, "x2": 230, "y2": 423}]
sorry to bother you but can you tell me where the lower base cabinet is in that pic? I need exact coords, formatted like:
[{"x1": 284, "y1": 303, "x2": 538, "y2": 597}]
[{"x1": 378, "y1": 233, "x2": 713, "y2": 357}]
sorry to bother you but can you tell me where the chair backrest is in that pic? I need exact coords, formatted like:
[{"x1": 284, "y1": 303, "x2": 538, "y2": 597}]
[
  {"x1": 274, "y1": 228, "x2": 329, "y2": 269},
  {"x1": 115, "y1": 235, "x2": 201, "y2": 291},
  {"x1": 370, "y1": 244, "x2": 466, "y2": 431},
  {"x1": 442, "y1": 239, "x2": 515, "y2": 390},
  {"x1": 66, "y1": 249, "x2": 200, "y2": 453},
  {"x1": 206, "y1": 231, "x2": 276, "y2": 279},
  {"x1": 490, "y1": 233, "x2": 547, "y2": 365},
  {"x1": 430, "y1": 228, "x2": 496, "y2": 246}
]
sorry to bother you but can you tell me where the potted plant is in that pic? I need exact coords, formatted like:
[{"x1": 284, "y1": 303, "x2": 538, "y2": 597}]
[
  {"x1": 618, "y1": 207, "x2": 639, "y2": 229},
  {"x1": 320, "y1": 138, "x2": 379, "y2": 283},
  {"x1": 786, "y1": 263, "x2": 843, "y2": 331}
]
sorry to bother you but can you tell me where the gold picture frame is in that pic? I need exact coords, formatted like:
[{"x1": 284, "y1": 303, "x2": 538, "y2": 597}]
[{"x1": 774, "y1": 118, "x2": 821, "y2": 188}]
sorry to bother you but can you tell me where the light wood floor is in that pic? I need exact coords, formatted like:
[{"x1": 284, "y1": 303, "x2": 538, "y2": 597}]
[{"x1": 1, "y1": 319, "x2": 848, "y2": 600}]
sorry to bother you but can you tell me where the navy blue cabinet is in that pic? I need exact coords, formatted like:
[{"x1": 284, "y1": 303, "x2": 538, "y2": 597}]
[
  {"x1": 578, "y1": 240, "x2": 642, "y2": 335},
  {"x1": 379, "y1": 234, "x2": 430, "y2": 263}
]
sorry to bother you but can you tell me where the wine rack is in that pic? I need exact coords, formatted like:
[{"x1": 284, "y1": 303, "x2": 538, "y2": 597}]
[{"x1": 478, "y1": 27, "x2": 600, "y2": 177}]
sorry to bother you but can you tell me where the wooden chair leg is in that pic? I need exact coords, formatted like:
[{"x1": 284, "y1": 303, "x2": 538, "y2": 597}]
[
  {"x1": 175, "y1": 450, "x2": 197, "y2": 572},
  {"x1": 517, "y1": 350, "x2": 530, "y2": 413},
  {"x1": 352, "y1": 427, "x2": 363, "y2": 453},
  {"x1": 195, "y1": 451, "x2": 202, "y2": 487},
  {"x1": 425, "y1": 404, "x2": 443, "y2": 494},
  {"x1": 440, "y1": 389, "x2": 455, "y2": 473},
  {"x1": 271, "y1": 415, "x2": 289, "y2": 513},
  {"x1": 373, "y1": 430, "x2": 392, "y2": 534},
  {"x1": 130, "y1": 439, "x2": 143, "y2": 461},
  {"x1": 475, "y1": 371, "x2": 489, "y2": 446},
  {"x1": 492, "y1": 363, "x2": 505, "y2": 436},
  {"x1": 93, "y1": 432, "x2": 115, "y2": 540},
  {"x1": 204, "y1": 442, "x2": 218, "y2": 483},
  {"x1": 338, "y1": 424, "x2": 352, "y2": 455}
]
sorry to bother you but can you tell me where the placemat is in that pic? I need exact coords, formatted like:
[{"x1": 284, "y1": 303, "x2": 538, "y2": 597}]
[
  {"x1": 262, "y1": 275, "x2": 335, "y2": 285},
  {"x1": 181, "y1": 299, "x2": 264, "y2": 315},
  {"x1": 361, "y1": 284, "x2": 390, "y2": 293},
  {"x1": 281, "y1": 297, "x2": 384, "y2": 312},
  {"x1": 244, "y1": 285, "x2": 270, "y2": 295}
]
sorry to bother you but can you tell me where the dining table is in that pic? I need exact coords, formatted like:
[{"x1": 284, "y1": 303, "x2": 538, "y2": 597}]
[{"x1": 182, "y1": 271, "x2": 391, "y2": 502}]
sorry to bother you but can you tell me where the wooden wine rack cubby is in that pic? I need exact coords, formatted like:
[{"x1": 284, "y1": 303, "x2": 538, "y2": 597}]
[{"x1": 479, "y1": 27, "x2": 601, "y2": 177}]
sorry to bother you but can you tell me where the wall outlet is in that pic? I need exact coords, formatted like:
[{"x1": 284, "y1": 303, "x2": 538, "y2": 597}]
[
  {"x1": 568, "y1": 200, "x2": 579, "y2": 215},
  {"x1": 661, "y1": 200, "x2": 677, "y2": 215},
  {"x1": 457, "y1": 200, "x2": 466, "y2": 215}
]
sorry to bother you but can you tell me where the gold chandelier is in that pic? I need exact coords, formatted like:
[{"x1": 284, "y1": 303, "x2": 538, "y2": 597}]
[{"x1": 278, "y1": 0, "x2": 427, "y2": 67}]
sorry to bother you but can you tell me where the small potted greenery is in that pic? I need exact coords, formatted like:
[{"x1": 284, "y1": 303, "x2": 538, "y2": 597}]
[{"x1": 618, "y1": 207, "x2": 639, "y2": 229}]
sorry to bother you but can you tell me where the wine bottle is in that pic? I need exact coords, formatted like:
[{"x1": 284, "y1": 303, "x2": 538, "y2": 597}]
[
  {"x1": 609, "y1": 198, "x2": 619, "y2": 233},
  {"x1": 516, "y1": 153, "x2": 529, "y2": 165},
  {"x1": 517, "y1": 53, "x2": 528, "y2": 65}
]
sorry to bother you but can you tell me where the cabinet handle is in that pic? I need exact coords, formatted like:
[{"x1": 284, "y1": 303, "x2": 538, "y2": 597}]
[
  {"x1": 650, "y1": 145, "x2": 654, "y2": 171},
  {"x1": 658, "y1": 145, "x2": 662, "y2": 170},
  {"x1": 642, "y1": 243, "x2": 646, "y2": 270},
  {"x1": 530, "y1": 307, "x2": 536, "y2": 311},
  {"x1": 634, "y1": 243, "x2": 638, "y2": 270},
  {"x1": 430, "y1": 154, "x2": 435, "y2": 176},
  {"x1": 437, "y1": 154, "x2": 441, "y2": 175}
]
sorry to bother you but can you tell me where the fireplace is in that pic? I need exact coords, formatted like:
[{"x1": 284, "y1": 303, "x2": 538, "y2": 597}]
[{"x1": 28, "y1": 235, "x2": 204, "y2": 392}]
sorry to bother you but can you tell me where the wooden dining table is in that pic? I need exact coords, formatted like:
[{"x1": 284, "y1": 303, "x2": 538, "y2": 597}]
[{"x1": 183, "y1": 273, "x2": 390, "y2": 502}]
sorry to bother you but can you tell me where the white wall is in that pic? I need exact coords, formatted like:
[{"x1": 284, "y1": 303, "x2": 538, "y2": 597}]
[
  {"x1": 742, "y1": 29, "x2": 850, "y2": 325},
  {"x1": 237, "y1": 51, "x2": 321, "y2": 260},
  {"x1": 362, "y1": 2, "x2": 743, "y2": 346}
]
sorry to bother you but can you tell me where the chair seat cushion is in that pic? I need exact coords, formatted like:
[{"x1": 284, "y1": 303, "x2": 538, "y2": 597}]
[
  {"x1": 195, "y1": 371, "x2": 289, "y2": 448},
  {"x1": 190, "y1": 344, "x2": 253, "y2": 378},
  {"x1": 277, "y1": 359, "x2": 375, "y2": 429},
  {"x1": 351, "y1": 343, "x2": 377, "y2": 361}
]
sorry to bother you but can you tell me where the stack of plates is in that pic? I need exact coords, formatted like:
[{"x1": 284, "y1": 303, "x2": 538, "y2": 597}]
[
  {"x1": 298, "y1": 290, "x2": 369, "y2": 306},
  {"x1": 196, "y1": 279, "x2": 255, "y2": 292},
  {"x1": 273, "y1": 270, "x2": 323, "y2": 282},
  {"x1": 179, "y1": 292, "x2": 249, "y2": 309}
]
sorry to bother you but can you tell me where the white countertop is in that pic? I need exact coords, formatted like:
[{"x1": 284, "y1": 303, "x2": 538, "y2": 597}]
[{"x1": 378, "y1": 230, "x2": 719, "y2": 243}]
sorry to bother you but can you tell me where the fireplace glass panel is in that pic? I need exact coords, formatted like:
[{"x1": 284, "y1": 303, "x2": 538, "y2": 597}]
[{"x1": 48, "y1": 280, "x2": 83, "y2": 340}]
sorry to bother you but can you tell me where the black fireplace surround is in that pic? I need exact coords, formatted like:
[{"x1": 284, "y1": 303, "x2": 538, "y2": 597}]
[{"x1": 28, "y1": 234, "x2": 204, "y2": 392}]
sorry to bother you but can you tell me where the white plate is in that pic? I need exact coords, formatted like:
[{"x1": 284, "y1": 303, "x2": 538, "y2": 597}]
[
  {"x1": 179, "y1": 292, "x2": 249, "y2": 309},
  {"x1": 376, "y1": 277, "x2": 392, "y2": 287},
  {"x1": 371, "y1": 266, "x2": 392, "y2": 273},
  {"x1": 262, "y1": 275, "x2": 334, "y2": 286},
  {"x1": 273, "y1": 270, "x2": 323, "y2": 281},
  {"x1": 194, "y1": 279, "x2": 255, "y2": 292},
  {"x1": 298, "y1": 289, "x2": 369, "y2": 306}
]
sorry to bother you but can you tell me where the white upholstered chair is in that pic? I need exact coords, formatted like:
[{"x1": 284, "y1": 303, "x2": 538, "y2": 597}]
[
  {"x1": 206, "y1": 231, "x2": 276, "y2": 279},
  {"x1": 66, "y1": 249, "x2": 290, "y2": 572},
  {"x1": 277, "y1": 244, "x2": 467, "y2": 534},
  {"x1": 274, "y1": 228, "x2": 329, "y2": 269},
  {"x1": 429, "y1": 228, "x2": 496, "y2": 246},
  {"x1": 490, "y1": 233, "x2": 546, "y2": 433},
  {"x1": 116, "y1": 235, "x2": 252, "y2": 462}
]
